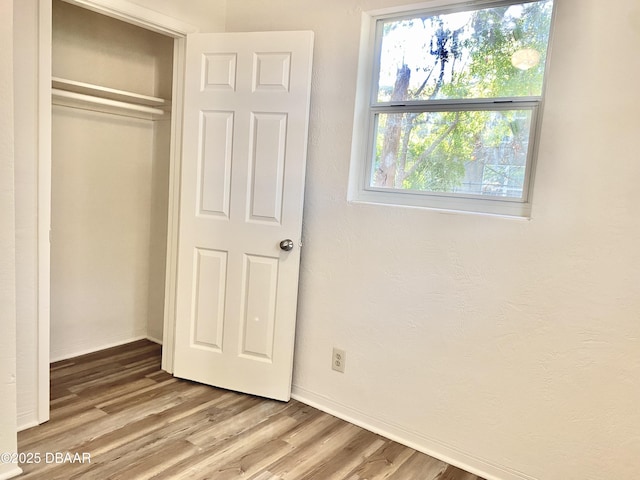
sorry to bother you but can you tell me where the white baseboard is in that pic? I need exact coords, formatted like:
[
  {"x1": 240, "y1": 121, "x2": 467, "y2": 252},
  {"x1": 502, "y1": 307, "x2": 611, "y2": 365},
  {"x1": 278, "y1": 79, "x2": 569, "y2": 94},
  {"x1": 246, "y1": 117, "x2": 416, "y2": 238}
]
[
  {"x1": 291, "y1": 385, "x2": 537, "y2": 480},
  {"x1": 50, "y1": 335, "x2": 149, "y2": 363},
  {"x1": 17, "y1": 417, "x2": 39, "y2": 432},
  {"x1": 146, "y1": 335, "x2": 163, "y2": 345},
  {"x1": 0, "y1": 465, "x2": 23, "y2": 480}
]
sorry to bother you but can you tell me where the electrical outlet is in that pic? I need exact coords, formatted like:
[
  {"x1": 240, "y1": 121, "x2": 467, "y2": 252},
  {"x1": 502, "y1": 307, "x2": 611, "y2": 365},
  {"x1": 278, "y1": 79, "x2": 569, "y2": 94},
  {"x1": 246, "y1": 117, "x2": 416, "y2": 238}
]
[{"x1": 332, "y1": 348, "x2": 346, "y2": 373}]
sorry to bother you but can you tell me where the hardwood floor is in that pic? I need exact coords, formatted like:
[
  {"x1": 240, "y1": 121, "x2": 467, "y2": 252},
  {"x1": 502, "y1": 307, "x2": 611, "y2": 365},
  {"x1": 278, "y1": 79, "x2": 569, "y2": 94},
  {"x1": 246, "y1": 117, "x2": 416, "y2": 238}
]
[{"x1": 18, "y1": 340, "x2": 484, "y2": 480}]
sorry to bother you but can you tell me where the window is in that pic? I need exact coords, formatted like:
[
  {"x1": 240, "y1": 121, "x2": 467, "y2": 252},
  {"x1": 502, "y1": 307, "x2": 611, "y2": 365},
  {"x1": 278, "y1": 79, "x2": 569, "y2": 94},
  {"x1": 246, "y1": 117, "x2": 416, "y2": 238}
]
[{"x1": 349, "y1": 0, "x2": 555, "y2": 217}]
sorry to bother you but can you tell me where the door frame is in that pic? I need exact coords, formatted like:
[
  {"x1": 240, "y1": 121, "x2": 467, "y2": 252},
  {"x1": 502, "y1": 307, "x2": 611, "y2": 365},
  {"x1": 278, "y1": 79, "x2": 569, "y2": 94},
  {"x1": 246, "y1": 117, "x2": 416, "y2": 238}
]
[{"x1": 34, "y1": 0, "x2": 198, "y2": 424}]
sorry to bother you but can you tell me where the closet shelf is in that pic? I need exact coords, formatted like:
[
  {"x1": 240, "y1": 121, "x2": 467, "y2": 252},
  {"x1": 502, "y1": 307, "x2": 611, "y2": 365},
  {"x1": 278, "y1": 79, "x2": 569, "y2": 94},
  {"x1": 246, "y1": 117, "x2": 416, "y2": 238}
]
[
  {"x1": 52, "y1": 77, "x2": 167, "y2": 106},
  {"x1": 52, "y1": 77, "x2": 170, "y2": 119}
]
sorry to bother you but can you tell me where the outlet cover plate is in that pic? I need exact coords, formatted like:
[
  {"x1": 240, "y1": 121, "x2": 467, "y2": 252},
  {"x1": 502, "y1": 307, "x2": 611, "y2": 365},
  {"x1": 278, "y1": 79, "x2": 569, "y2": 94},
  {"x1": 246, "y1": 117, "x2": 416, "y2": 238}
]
[{"x1": 332, "y1": 347, "x2": 346, "y2": 373}]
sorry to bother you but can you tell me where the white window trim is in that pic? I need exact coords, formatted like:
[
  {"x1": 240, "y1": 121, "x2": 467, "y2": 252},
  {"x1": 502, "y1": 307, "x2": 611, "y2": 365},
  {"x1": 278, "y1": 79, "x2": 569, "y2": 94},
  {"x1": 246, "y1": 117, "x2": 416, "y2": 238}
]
[{"x1": 348, "y1": 0, "x2": 554, "y2": 218}]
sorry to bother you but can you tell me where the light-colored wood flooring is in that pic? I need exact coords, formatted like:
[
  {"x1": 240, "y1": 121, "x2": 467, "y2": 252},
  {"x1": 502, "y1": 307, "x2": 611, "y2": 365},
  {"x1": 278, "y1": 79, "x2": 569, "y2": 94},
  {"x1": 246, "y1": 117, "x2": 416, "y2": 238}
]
[{"x1": 18, "y1": 340, "x2": 484, "y2": 480}]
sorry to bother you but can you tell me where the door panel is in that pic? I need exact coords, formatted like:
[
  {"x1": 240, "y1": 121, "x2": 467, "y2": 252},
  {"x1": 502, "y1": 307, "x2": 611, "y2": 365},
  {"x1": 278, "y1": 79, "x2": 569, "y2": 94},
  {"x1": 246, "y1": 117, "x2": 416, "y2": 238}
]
[
  {"x1": 240, "y1": 254, "x2": 279, "y2": 360},
  {"x1": 198, "y1": 111, "x2": 233, "y2": 217},
  {"x1": 248, "y1": 112, "x2": 287, "y2": 223},
  {"x1": 192, "y1": 248, "x2": 227, "y2": 351},
  {"x1": 173, "y1": 31, "x2": 314, "y2": 401}
]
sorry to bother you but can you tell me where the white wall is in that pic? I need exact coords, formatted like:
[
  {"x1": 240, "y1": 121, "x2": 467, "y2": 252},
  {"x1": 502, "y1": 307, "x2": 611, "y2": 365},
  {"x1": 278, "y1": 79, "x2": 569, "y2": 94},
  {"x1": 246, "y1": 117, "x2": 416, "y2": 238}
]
[
  {"x1": 0, "y1": 0, "x2": 21, "y2": 477},
  {"x1": 50, "y1": 108, "x2": 156, "y2": 360},
  {"x1": 127, "y1": 0, "x2": 226, "y2": 33},
  {"x1": 226, "y1": 1, "x2": 640, "y2": 480}
]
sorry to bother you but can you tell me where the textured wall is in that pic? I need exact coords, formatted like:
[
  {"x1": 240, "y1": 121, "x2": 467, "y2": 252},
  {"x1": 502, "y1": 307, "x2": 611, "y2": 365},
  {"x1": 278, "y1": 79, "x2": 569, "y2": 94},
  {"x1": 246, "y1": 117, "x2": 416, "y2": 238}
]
[
  {"x1": 50, "y1": 107, "x2": 156, "y2": 361},
  {"x1": 226, "y1": 1, "x2": 640, "y2": 479},
  {"x1": 0, "y1": 0, "x2": 20, "y2": 477},
  {"x1": 127, "y1": 0, "x2": 226, "y2": 33}
]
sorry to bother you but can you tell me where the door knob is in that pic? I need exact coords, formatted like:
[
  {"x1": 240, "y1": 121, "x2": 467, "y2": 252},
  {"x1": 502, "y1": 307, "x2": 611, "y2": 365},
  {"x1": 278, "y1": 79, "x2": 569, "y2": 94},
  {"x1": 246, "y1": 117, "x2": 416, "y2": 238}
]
[{"x1": 279, "y1": 239, "x2": 294, "y2": 251}]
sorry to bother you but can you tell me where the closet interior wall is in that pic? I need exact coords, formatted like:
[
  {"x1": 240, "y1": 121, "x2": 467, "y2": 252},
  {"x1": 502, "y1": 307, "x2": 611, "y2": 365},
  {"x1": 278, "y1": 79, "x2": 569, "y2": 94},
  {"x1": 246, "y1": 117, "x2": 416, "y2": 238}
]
[{"x1": 51, "y1": 0, "x2": 173, "y2": 361}]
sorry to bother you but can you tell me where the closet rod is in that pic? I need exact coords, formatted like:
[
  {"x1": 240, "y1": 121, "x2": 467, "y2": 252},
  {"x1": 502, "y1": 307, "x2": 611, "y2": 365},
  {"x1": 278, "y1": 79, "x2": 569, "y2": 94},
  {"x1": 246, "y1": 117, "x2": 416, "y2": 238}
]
[{"x1": 52, "y1": 88, "x2": 166, "y2": 116}]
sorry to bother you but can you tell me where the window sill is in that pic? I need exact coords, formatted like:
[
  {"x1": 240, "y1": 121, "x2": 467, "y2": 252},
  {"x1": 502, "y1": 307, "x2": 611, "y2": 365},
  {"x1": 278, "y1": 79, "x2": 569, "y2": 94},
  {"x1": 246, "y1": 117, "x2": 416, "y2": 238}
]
[{"x1": 349, "y1": 189, "x2": 532, "y2": 219}]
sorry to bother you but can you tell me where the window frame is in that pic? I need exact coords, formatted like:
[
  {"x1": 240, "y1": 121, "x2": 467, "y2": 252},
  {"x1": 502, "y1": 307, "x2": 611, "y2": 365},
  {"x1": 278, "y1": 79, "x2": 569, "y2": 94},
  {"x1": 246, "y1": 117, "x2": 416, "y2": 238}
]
[{"x1": 348, "y1": 0, "x2": 555, "y2": 218}]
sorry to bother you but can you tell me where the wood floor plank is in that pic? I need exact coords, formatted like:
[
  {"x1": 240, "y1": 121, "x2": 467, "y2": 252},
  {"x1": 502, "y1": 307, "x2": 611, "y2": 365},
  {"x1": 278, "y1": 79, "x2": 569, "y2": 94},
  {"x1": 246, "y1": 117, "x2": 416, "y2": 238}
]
[
  {"x1": 176, "y1": 414, "x2": 301, "y2": 480},
  {"x1": 17, "y1": 340, "x2": 486, "y2": 480},
  {"x1": 164, "y1": 401, "x2": 311, "y2": 480},
  {"x1": 297, "y1": 429, "x2": 386, "y2": 480},
  {"x1": 343, "y1": 440, "x2": 416, "y2": 479},
  {"x1": 186, "y1": 397, "x2": 289, "y2": 446},
  {"x1": 19, "y1": 407, "x2": 108, "y2": 449},
  {"x1": 208, "y1": 438, "x2": 294, "y2": 480},
  {"x1": 62, "y1": 403, "x2": 228, "y2": 479},
  {"x1": 278, "y1": 408, "x2": 336, "y2": 446},
  {"x1": 437, "y1": 465, "x2": 484, "y2": 480},
  {"x1": 51, "y1": 377, "x2": 158, "y2": 415},
  {"x1": 255, "y1": 422, "x2": 364, "y2": 479},
  {"x1": 386, "y1": 450, "x2": 448, "y2": 480},
  {"x1": 109, "y1": 439, "x2": 200, "y2": 480}
]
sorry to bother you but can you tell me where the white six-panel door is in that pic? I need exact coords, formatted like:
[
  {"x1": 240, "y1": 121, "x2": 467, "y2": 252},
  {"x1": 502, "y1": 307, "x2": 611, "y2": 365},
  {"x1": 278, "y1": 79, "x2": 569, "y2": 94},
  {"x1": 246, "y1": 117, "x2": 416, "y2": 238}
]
[{"x1": 173, "y1": 31, "x2": 314, "y2": 401}]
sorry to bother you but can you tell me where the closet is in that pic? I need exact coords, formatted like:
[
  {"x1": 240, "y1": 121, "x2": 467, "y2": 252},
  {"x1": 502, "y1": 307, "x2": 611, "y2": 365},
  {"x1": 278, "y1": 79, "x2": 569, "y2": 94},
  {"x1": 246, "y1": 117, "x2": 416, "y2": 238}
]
[{"x1": 50, "y1": 0, "x2": 174, "y2": 361}]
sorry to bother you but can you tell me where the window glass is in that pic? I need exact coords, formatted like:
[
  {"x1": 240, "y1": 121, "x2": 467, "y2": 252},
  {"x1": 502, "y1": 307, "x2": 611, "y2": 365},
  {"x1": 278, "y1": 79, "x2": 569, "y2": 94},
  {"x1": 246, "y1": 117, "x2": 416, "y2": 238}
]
[
  {"x1": 371, "y1": 108, "x2": 534, "y2": 198},
  {"x1": 376, "y1": 0, "x2": 554, "y2": 102}
]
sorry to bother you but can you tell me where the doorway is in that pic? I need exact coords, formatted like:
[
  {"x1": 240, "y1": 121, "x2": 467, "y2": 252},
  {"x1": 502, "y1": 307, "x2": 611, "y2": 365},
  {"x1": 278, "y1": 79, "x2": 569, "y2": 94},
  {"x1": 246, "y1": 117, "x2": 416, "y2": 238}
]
[
  {"x1": 50, "y1": 0, "x2": 173, "y2": 361},
  {"x1": 17, "y1": 0, "x2": 192, "y2": 428}
]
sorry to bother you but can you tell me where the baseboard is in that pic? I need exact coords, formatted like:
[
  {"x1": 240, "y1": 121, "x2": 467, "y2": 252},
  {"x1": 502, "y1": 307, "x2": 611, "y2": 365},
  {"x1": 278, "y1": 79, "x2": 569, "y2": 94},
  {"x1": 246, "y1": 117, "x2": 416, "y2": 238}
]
[
  {"x1": 50, "y1": 335, "x2": 149, "y2": 363},
  {"x1": 291, "y1": 385, "x2": 537, "y2": 480},
  {"x1": 17, "y1": 416, "x2": 39, "y2": 432},
  {"x1": 0, "y1": 465, "x2": 23, "y2": 480},
  {"x1": 146, "y1": 335, "x2": 163, "y2": 345}
]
